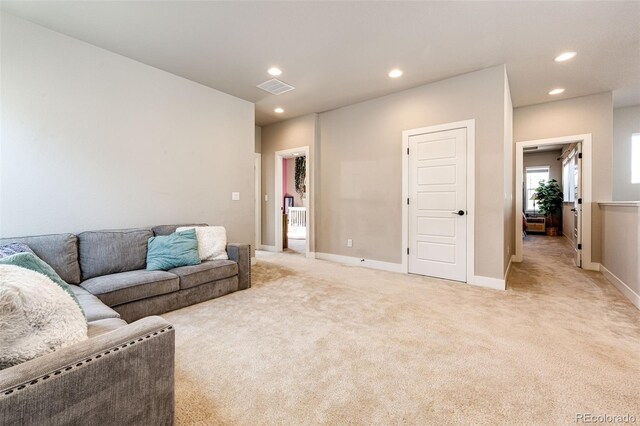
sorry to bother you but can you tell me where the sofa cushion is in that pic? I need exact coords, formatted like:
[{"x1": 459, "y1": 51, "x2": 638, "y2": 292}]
[
  {"x1": 152, "y1": 223, "x2": 208, "y2": 237},
  {"x1": 0, "y1": 242, "x2": 35, "y2": 258},
  {"x1": 80, "y1": 270, "x2": 179, "y2": 307},
  {"x1": 70, "y1": 285, "x2": 121, "y2": 322},
  {"x1": 146, "y1": 229, "x2": 200, "y2": 271},
  {"x1": 0, "y1": 233, "x2": 81, "y2": 284},
  {"x1": 78, "y1": 228, "x2": 153, "y2": 280},
  {"x1": 87, "y1": 318, "x2": 128, "y2": 338},
  {"x1": 170, "y1": 260, "x2": 238, "y2": 290},
  {"x1": 0, "y1": 265, "x2": 87, "y2": 370},
  {"x1": 0, "y1": 252, "x2": 82, "y2": 312}
]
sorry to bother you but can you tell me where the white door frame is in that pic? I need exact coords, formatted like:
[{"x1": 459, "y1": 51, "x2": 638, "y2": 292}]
[
  {"x1": 402, "y1": 119, "x2": 475, "y2": 283},
  {"x1": 514, "y1": 134, "x2": 596, "y2": 270},
  {"x1": 254, "y1": 153, "x2": 262, "y2": 251},
  {"x1": 274, "y1": 146, "x2": 312, "y2": 257}
]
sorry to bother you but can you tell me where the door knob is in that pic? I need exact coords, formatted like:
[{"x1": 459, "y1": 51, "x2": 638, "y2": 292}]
[{"x1": 451, "y1": 210, "x2": 465, "y2": 216}]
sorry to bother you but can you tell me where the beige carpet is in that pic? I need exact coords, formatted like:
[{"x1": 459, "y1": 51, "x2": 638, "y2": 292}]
[{"x1": 164, "y1": 236, "x2": 639, "y2": 425}]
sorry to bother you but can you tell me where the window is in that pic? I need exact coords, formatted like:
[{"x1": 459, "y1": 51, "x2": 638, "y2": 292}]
[
  {"x1": 526, "y1": 166, "x2": 549, "y2": 211},
  {"x1": 633, "y1": 133, "x2": 640, "y2": 184}
]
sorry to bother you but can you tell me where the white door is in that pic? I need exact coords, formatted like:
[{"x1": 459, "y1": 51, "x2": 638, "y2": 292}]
[
  {"x1": 573, "y1": 143, "x2": 582, "y2": 267},
  {"x1": 408, "y1": 128, "x2": 467, "y2": 282}
]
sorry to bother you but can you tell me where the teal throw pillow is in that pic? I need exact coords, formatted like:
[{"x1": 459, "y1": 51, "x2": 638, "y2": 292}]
[
  {"x1": 146, "y1": 228, "x2": 201, "y2": 271},
  {"x1": 0, "y1": 252, "x2": 83, "y2": 314}
]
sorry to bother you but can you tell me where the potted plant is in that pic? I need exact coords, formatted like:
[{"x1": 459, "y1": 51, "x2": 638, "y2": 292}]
[{"x1": 534, "y1": 178, "x2": 563, "y2": 236}]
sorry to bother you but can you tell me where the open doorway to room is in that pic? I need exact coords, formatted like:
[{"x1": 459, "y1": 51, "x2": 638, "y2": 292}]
[
  {"x1": 275, "y1": 146, "x2": 310, "y2": 256},
  {"x1": 515, "y1": 134, "x2": 595, "y2": 270}
]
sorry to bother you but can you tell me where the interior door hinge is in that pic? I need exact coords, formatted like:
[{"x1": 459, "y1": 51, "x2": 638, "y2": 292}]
[
  {"x1": 578, "y1": 198, "x2": 582, "y2": 204},
  {"x1": 407, "y1": 147, "x2": 410, "y2": 155},
  {"x1": 578, "y1": 153, "x2": 582, "y2": 159},
  {"x1": 577, "y1": 244, "x2": 582, "y2": 250},
  {"x1": 407, "y1": 198, "x2": 410, "y2": 205},
  {"x1": 407, "y1": 247, "x2": 410, "y2": 255}
]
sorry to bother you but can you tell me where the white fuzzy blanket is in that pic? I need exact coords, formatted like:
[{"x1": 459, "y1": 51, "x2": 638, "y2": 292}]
[{"x1": 0, "y1": 264, "x2": 87, "y2": 370}]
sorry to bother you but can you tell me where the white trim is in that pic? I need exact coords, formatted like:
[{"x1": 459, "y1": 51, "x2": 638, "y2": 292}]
[
  {"x1": 515, "y1": 134, "x2": 593, "y2": 270},
  {"x1": 254, "y1": 153, "x2": 262, "y2": 251},
  {"x1": 274, "y1": 146, "x2": 311, "y2": 255},
  {"x1": 251, "y1": 257, "x2": 257, "y2": 266},
  {"x1": 401, "y1": 119, "x2": 475, "y2": 283},
  {"x1": 306, "y1": 251, "x2": 316, "y2": 259},
  {"x1": 600, "y1": 264, "x2": 640, "y2": 310},
  {"x1": 316, "y1": 252, "x2": 505, "y2": 291},
  {"x1": 315, "y1": 252, "x2": 405, "y2": 273},
  {"x1": 503, "y1": 254, "x2": 514, "y2": 288},
  {"x1": 599, "y1": 201, "x2": 640, "y2": 207},
  {"x1": 467, "y1": 275, "x2": 506, "y2": 291},
  {"x1": 258, "y1": 244, "x2": 278, "y2": 252}
]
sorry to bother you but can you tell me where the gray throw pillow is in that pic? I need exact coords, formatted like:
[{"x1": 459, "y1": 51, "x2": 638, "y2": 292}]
[{"x1": 0, "y1": 243, "x2": 35, "y2": 259}]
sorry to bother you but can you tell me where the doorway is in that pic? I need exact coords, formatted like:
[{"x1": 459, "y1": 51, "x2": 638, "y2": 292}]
[
  {"x1": 515, "y1": 134, "x2": 595, "y2": 270},
  {"x1": 274, "y1": 146, "x2": 311, "y2": 256},
  {"x1": 402, "y1": 120, "x2": 475, "y2": 284}
]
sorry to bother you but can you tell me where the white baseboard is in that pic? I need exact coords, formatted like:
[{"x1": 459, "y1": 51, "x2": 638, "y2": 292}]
[
  {"x1": 314, "y1": 252, "x2": 404, "y2": 273},
  {"x1": 468, "y1": 275, "x2": 506, "y2": 291},
  {"x1": 584, "y1": 261, "x2": 600, "y2": 271},
  {"x1": 600, "y1": 264, "x2": 640, "y2": 310},
  {"x1": 306, "y1": 252, "x2": 316, "y2": 259},
  {"x1": 502, "y1": 254, "x2": 514, "y2": 288},
  {"x1": 259, "y1": 245, "x2": 278, "y2": 252}
]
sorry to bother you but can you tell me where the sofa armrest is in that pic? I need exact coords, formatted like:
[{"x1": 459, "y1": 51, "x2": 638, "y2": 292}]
[
  {"x1": 0, "y1": 316, "x2": 174, "y2": 426},
  {"x1": 227, "y1": 243, "x2": 251, "y2": 290}
]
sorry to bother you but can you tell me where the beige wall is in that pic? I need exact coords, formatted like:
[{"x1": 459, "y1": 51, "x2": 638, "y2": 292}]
[
  {"x1": 318, "y1": 65, "x2": 509, "y2": 279},
  {"x1": 503, "y1": 71, "x2": 514, "y2": 275},
  {"x1": 612, "y1": 106, "x2": 640, "y2": 201},
  {"x1": 513, "y1": 92, "x2": 613, "y2": 262},
  {"x1": 260, "y1": 114, "x2": 317, "y2": 247},
  {"x1": 599, "y1": 204, "x2": 640, "y2": 307},
  {"x1": 255, "y1": 126, "x2": 262, "y2": 153},
  {"x1": 0, "y1": 15, "x2": 255, "y2": 250}
]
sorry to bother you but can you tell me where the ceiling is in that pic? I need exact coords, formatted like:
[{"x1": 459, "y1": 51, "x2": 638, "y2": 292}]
[{"x1": 2, "y1": 1, "x2": 639, "y2": 126}]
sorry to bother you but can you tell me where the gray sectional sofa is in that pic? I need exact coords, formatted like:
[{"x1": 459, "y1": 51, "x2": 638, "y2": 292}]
[{"x1": 0, "y1": 224, "x2": 251, "y2": 425}]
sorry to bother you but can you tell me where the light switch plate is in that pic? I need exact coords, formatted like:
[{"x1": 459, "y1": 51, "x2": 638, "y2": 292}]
[
  {"x1": 232, "y1": 192, "x2": 240, "y2": 201},
  {"x1": 265, "y1": 195, "x2": 269, "y2": 201},
  {"x1": 347, "y1": 239, "x2": 353, "y2": 247}
]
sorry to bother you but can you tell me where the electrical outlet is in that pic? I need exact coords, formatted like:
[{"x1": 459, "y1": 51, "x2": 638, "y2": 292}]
[
  {"x1": 265, "y1": 194, "x2": 269, "y2": 201},
  {"x1": 232, "y1": 192, "x2": 240, "y2": 201},
  {"x1": 347, "y1": 239, "x2": 353, "y2": 247}
]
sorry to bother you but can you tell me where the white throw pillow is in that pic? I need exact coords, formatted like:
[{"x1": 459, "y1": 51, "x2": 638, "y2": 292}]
[
  {"x1": 0, "y1": 265, "x2": 88, "y2": 370},
  {"x1": 176, "y1": 226, "x2": 228, "y2": 261}
]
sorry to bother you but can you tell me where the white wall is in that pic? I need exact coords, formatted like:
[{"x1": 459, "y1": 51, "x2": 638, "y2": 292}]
[
  {"x1": 0, "y1": 15, "x2": 255, "y2": 247},
  {"x1": 612, "y1": 106, "x2": 640, "y2": 201}
]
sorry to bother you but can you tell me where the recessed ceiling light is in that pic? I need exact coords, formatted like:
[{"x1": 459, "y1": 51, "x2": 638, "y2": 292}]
[
  {"x1": 548, "y1": 88, "x2": 565, "y2": 95},
  {"x1": 274, "y1": 107, "x2": 284, "y2": 113},
  {"x1": 268, "y1": 67, "x2": 282, "y2": 76},
  {"x1": 388, "y1": 69, "x2": 403, "y2": 78},
  {"x1": 554, "y1": 52, "x2": 577, "y2": 62}
]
